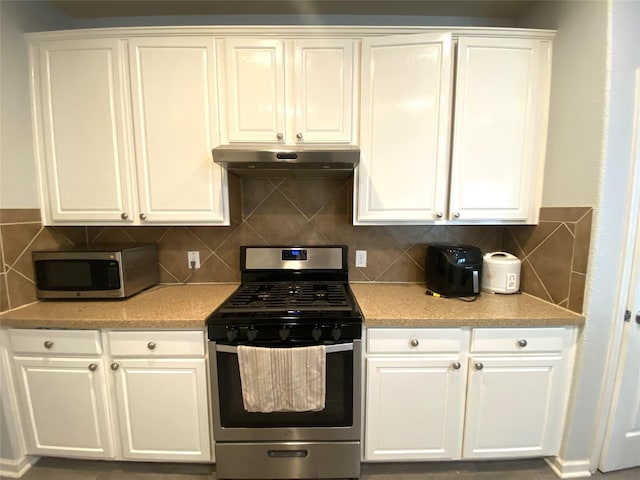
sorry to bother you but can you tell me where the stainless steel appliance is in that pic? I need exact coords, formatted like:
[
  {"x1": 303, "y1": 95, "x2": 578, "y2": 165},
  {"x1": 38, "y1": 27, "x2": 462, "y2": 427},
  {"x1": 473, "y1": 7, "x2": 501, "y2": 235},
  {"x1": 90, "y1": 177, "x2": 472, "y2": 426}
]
[
  {"x1": 32, "y1": 244, "x2": 159, "y2": 299},
  {"x1": 425, "y1": 244, "x2": 483, "y2": 297},
  {"x1": 207, "y1": 246, "x2": 362, "y2": 480}
]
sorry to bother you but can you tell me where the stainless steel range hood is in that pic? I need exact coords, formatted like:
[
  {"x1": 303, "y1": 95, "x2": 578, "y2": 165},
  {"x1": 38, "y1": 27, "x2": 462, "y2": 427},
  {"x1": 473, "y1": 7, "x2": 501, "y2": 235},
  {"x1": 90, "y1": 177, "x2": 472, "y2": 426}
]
[{"x1": 212, "y1": 144, "x2": 359, "y2": 177}]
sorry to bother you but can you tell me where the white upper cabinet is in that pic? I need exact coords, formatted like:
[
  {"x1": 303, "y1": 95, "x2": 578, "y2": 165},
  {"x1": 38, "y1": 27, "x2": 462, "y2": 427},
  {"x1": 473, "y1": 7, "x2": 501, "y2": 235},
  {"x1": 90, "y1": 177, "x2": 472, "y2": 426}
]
[
  {"x1": 449, "y1": 37, "x2": 551, "y2": 222},
  {"x1": 356, "y1": 33, "x2": 453, "y2": 223},
  {"x1": 128, "y1": 37, "x2": 228, "y2": 224},
  {"x1": 218, "y1": 38, "x2": 357, "y2": 145},
  {"x1": 36, "y1": 39, "x2": 135, "y2": 224}
]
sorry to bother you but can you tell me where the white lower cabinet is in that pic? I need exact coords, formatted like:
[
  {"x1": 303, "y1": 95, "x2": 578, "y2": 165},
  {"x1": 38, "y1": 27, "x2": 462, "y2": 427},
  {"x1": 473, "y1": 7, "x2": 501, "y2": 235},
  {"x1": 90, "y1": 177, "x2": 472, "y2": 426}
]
[
  {"x1": 8, "y1": 328, "x2": 211, "y2": 462},
  {"x1": 364, "y1": 326, "x2": 575, "y2": 462}
]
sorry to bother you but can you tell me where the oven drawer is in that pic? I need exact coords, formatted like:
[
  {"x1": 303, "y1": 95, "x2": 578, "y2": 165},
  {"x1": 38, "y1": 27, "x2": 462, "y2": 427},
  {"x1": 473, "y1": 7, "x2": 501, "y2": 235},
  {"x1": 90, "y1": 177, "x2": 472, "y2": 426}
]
[
  {"x1": 9, "y1": 328, "x2": 102, "y2": 355},
  {"x1": 107, "y1": 330, "x2": 204, "y2": 357},
  {"x1": 367, "y1": 328, "x2": 464, "y2": 354}
]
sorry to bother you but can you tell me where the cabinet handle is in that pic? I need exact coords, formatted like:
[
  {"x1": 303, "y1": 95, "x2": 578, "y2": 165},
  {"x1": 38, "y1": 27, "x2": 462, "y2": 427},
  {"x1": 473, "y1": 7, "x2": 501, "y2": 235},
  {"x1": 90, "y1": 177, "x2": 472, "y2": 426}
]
[
  {"x1": 475, "y1": 362, "x2": 484, "y2": 370},
  {"x1": 276, "y1": 132, "x2": 284, "y2": 140},
  {"x1": 435, "y1": 212, "x2": 443, "y2": 219},
  {"x1": 410, "y1": 338, "x2": 419, "y2": 347},
  {"x1": 518, "y1": 339, "x2": 528, "y2": 347},
  {"x1": 147, "y1": 341, "x2": 156, "y2": 350},
  {"x1": 452, "y1": 361, "x2": 461, "y2": 370},
  {"x1": 296, "y1": 132, "x2": 303, "y2": 140},
  {"x1": 110, "y1": 362, "x2": 120, "y2": 371},
  {"x1": 121, "y1": 212, "x2": 129, "y2": 220},
  {"x1": 43, "y1": 340, "x2": 54, "y2": 349},
  {"x1": 453, "y1": 212, "x2": 461, "y2": 219},
  {"x1": 139, "y1": 213, "x2": 147, "y2": 220},
  {"x1": 88, "y1": 363, "x2": 98, "y2": 371}
]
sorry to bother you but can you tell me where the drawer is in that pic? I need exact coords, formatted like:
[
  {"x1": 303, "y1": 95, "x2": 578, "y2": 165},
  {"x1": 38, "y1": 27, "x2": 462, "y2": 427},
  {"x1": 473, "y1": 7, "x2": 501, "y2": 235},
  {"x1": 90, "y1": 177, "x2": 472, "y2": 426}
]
[
  {"x1": 9, "y1": 329, "x2": 102, "y2": 355},
  {"x1": 471, "y1": 328, "x2": 567, "y2": 353},
  {"x1": 367, "y1": 328, "x2": 464, "y2": 354},
  {"x1": 107, "y1": 330, "x2": 205, "y2": 357}
]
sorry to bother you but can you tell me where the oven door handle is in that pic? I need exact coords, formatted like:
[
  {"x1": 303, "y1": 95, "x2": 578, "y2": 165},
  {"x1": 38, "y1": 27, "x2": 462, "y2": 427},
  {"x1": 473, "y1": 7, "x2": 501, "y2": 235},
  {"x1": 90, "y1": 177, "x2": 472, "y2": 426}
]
[{"x1": 215, "y1": 343, "x2": 354, "y2": 354}]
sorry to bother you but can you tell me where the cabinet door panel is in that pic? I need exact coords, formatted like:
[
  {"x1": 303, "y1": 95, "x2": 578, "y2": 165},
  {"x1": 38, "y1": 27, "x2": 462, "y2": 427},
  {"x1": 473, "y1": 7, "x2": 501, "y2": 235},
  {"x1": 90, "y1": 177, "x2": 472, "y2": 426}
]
[
  {"x1": 13, "y1": 356, "x2": 113, "y2": 458},
  {"x1": 357, "y1": 33, "x2": 453, "y2": 223},
  {"x1": 365, "y1": 356, "x2": 465, "y2": 460},
  {"x1": 38, "y1": 39, "x2": 133, "y2": 223},
  {"x1": 113, "y1": 358, "x2": 211, "y2": 461},
  {"x1": 464, "y1": 355, "x2": 563, "y2": 458},
  {"x1": 293, "y1": 39, "x2": 355, "y2": 143},
  {"x1": 221, "y1": 39, "x2": 285, "y2": 143},
  {"x1": 128, "y1": 38, "x2": 228, "y2": 224},
  {"x1": 449, "y1": 38, "x2": 550, "y2": 222}
]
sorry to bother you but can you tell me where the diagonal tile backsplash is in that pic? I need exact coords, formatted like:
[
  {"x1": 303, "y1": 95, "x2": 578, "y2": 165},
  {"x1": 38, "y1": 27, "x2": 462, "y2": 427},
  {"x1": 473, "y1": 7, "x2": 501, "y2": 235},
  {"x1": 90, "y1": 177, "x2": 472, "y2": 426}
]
[{"x1": 0, "y1": 179, "x2": 591, "y2": 314}]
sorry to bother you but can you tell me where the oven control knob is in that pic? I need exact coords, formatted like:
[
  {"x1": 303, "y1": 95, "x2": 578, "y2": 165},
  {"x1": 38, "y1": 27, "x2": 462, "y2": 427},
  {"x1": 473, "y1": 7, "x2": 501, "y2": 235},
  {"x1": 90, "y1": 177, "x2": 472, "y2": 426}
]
[
  {"x1": 331, "y1": 326, "x2": 342, "y2": 341},
  {"x1": 226, "y1": 327, "x2": 238, "y2": 342},
  {"x1": 312, "y1": 326, "x2": 322, "y2": 341},
  {"x1": 247, "y1": 327, "x2": 258, "y2": 342},
  {"x1": 279, "y1": 326, "x2": 290, "y2": 341}
]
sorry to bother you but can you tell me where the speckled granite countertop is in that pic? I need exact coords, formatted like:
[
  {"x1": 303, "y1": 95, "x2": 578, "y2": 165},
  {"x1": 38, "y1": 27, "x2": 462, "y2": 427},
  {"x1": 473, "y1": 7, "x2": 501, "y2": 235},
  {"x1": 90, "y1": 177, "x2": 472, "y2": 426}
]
[
  {"x1": 0, "y1": 283, "x2": 583, "y2": 330},
  {"x1": 350, "y1": 283, "x2": 584, "y2": 327}
]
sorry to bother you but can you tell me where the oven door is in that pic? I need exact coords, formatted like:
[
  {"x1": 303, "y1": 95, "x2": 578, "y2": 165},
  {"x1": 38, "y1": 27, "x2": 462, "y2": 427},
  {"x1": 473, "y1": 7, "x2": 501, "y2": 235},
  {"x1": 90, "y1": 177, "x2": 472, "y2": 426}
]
[{"x1": 209, "y1": 340, "x2": 361, "y2": 442}]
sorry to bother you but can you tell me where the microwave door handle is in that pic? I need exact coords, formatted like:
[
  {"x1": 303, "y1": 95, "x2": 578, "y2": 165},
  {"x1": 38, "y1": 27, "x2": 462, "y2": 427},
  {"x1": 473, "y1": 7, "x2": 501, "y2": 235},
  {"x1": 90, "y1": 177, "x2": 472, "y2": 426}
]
[
  {"x1": 215, "y1": 343, "x2": 353, "y2": 354},
  {"x1": 473, "y1": 270, "x2": 479, "y2": 293}
]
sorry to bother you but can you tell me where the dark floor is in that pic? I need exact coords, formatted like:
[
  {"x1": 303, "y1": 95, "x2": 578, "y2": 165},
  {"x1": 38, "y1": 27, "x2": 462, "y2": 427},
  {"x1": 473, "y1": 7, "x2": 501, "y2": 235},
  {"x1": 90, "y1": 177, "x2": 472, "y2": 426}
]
[{"x1": 4, "y1": 457, "x2": 640, "y2": 480}]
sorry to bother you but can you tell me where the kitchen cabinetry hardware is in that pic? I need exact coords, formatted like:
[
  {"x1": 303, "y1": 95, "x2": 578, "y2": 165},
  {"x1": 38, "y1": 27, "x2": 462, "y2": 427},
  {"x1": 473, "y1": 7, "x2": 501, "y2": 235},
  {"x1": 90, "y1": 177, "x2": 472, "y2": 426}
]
[
  {"x1": 121, "y1": 213, "x2": 128, "y2": 220},
  {"x1": 474, "y1": 362, "x2": 484, "y2": 370},
  {"x1": 452, "y1": 361, "x2": 461, "y2": 369},
  {"x1": 296, "y1": 133, "x2": 303, "y2": 140},
  {"x1": 44, "y1": 340, "x2": 54, "y2": 349},
  {"x1": 410, "y1": 338, "x2": 420, "y2": 347},
  {"x1": 276, "y1": 132, "x2": 284, "y2": 140},
  {"x1": 435, "y1": 212, "x2": 444, "y2": 218},
  {"x1": 453, "y1": 212, "x2": 461, "y2": 219},
  {"x1": 147, "y1": 341, "x2": 156, "y2": 350},
  {"x1": 88, "y1": 363, "x2": 98, "y2": 371},
  {"x1": 636, "y1": 311, "x2": 640, "y2": 324},
  {"x1": 110, "y1": 362, "x2": 120, "y2": 371},
  {"x1": 139, "y1": 213, "x2": 147, "y2": 220},
  {"x1": 518, "y1": 339, "x2": 528, "y2": 347}
]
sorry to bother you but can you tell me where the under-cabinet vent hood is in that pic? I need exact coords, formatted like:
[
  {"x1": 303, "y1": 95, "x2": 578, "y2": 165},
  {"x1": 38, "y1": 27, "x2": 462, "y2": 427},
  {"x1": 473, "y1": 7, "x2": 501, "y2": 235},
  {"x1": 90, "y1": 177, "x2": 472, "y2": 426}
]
[{"x1": 212, "y1": 145, "x2": 359, "y2": 177}]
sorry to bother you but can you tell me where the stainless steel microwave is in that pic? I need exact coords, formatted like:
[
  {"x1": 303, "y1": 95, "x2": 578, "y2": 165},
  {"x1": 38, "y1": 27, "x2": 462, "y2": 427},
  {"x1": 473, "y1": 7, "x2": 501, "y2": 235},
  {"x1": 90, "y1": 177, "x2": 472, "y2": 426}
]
[{"x1": 32, "y1": 244, "x2": 159, "y2": 299}]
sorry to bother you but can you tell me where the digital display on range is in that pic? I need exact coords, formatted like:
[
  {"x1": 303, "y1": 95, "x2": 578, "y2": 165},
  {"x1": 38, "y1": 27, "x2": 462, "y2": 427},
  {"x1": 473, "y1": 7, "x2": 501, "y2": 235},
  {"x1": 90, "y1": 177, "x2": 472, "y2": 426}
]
[{"x1": 282, "y1": 249, "x2": 307, "y2": 261}]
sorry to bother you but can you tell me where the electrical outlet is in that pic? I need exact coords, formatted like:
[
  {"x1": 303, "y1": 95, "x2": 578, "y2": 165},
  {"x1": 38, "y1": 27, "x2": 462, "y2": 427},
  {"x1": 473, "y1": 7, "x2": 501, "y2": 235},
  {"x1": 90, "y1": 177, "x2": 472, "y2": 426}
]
[
  {"x1": 187, "y1": 251, "x2": 200, "y2": 269},
  {"x1": 355, "y1": 250, "x2": 367, "y2": 268}
]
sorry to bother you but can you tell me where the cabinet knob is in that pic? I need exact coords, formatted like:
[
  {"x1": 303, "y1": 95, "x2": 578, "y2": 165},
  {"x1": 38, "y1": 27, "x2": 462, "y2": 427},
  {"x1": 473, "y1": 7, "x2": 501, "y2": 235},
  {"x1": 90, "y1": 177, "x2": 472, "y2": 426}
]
[
  {"x1": 410, "y1": 338, "x2": 419, "y2": 347},
  {"x1": 147, "y1": 341, "x2": 156, "y2": 350},
  {"x1": 475, "y1": 362, "x2": 484, "y2": 370},
  {"x1": 453, "y1": 212, "x2": 461, "y2": 219},
  {"x1": 43, "y1": 340, "x2": 54, "y2": 349},
  {"x1": 121, "y1": 212, "x2": 129, "y2": 220},
  {"x1": 110, "y1": 362, "x2": 120, "y2": 371},
  {"x1": 88, "y1": 363, "x2": 98, "y2": 371},
  {"x1": 518, "y1": 339, "x2": 528, "y2": 348},
  {"x1": 435, "y1": 212, "x2": 443, "y2": 219},
  {"x1": 296, "y1": 133, "x2": 303, "y2": 140},
  {"x1": 452, "y1": 361, "x2": 461, "y2": 370},
  {"x1": 139, "y1": 213, "x2": 147, "y2": 220},
  {"x1": 276, "y1": 132, "x2": 284, "y2": 140}
]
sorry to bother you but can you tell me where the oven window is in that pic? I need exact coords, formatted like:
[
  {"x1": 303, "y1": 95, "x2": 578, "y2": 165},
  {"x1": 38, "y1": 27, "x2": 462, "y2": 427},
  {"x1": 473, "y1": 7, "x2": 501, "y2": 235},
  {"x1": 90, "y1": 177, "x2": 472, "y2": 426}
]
[{"x1": 216, "y1": 349, "x2": 354, "y2": 428}]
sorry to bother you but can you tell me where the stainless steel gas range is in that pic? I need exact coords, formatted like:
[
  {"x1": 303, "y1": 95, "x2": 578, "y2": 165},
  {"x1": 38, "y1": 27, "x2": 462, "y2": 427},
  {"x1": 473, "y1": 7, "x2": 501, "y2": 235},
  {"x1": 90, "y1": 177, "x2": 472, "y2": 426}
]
[{"x1": 206, "y1": 246, "x2": 363, "y2": 480}]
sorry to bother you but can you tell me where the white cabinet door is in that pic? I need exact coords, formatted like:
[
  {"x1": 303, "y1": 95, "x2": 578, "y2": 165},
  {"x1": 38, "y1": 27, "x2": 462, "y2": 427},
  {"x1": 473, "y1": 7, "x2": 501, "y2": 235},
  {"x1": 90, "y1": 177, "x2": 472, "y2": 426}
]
[
  {"x1": 37, "y1": 39, "x2": 134, "y2": 224},
  {"x1": 292, "y1": 39, "x2": 356, "y2": 144},
  {"x1": 13, "y1": 356, "x2": 114, "y2": 458},
  {"x1": 463, "y1": 355, "x2": 564, "y2": 458},
  {"x1": 111, "y1": 358, "x2": 211, "y2": 462},
  {"x1": 365, "y1": 356, "x2": 466, "y2": 460},
  {"x1": 449, "y1": 37, "x2": 551, "y2": 222},
  {"x1": 220, "y1": 39, "x2": 285, "y2": 143},
  {"x1": 128, "y1": 38, "x2": 228, "y2": 224},
  {"x1": 356, "y1": 33, "x2": 453, "y2": 223}
]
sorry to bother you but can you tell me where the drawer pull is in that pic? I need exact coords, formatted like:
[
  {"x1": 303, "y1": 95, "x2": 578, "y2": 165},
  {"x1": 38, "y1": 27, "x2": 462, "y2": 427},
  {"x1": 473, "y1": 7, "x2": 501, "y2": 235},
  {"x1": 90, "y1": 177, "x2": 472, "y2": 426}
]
[
  {"x1": 452, "y1": 361, "x2": 461, "y2": 370},
  {"x1": 518, "y1": 339, "x2": 528, "y2": 348},
  {"x1": 410, "y1": 338, "x2": 419, "y2": 347},
  {"x1": 43, "y1": 340, "x2": 54, "y2": 349},
  {"x1": 111, "y1": 362, "x2": 120, "y2": 371},
  {"x1": 88, "y1": 363, "x2": 98, "y2": 371},
  {"x1": 475, "y1": 362, "x2": 484, "y2": 371},
  {"x1": 147, "y1": 341, "x2": 156, "y2": 350}
]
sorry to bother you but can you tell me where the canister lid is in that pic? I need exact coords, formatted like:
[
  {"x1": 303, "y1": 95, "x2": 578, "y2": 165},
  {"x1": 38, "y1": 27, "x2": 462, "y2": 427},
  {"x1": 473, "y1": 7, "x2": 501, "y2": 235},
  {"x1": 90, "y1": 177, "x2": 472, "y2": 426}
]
[{"x1": 483, "y1": 252, "x2": 521, "y2": 264}]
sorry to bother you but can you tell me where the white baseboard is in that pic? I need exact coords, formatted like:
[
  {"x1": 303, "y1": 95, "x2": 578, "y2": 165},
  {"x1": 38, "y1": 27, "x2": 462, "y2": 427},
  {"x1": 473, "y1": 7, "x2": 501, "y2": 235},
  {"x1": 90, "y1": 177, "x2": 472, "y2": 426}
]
[
  {"x1": 0, "y1": 455, "x2": 39, "y2": 478},
  {"x1": 545, "y1": 456, "x2": 593, "y2": 478}
]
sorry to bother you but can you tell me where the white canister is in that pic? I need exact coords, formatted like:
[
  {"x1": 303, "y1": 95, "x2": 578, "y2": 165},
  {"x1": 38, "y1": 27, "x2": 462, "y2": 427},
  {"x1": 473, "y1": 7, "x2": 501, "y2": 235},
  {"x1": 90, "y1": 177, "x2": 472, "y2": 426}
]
[{"x1": 481, "y1": 252, "x2": 521, "y2": 294}]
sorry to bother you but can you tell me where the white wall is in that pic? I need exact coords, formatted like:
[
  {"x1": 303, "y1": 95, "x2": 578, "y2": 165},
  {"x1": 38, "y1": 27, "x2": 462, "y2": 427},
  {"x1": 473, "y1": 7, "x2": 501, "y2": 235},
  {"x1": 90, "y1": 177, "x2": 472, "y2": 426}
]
[{"x1": 0, "y1": 0, "x2": 70, "y2": 209}]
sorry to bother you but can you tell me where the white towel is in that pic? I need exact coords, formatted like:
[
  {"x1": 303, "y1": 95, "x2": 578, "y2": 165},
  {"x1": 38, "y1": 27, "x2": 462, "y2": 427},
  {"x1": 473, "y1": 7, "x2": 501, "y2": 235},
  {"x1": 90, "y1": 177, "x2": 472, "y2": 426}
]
[{"x1": 237, "y1": 345, "x2": 326, "y2": 413}]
